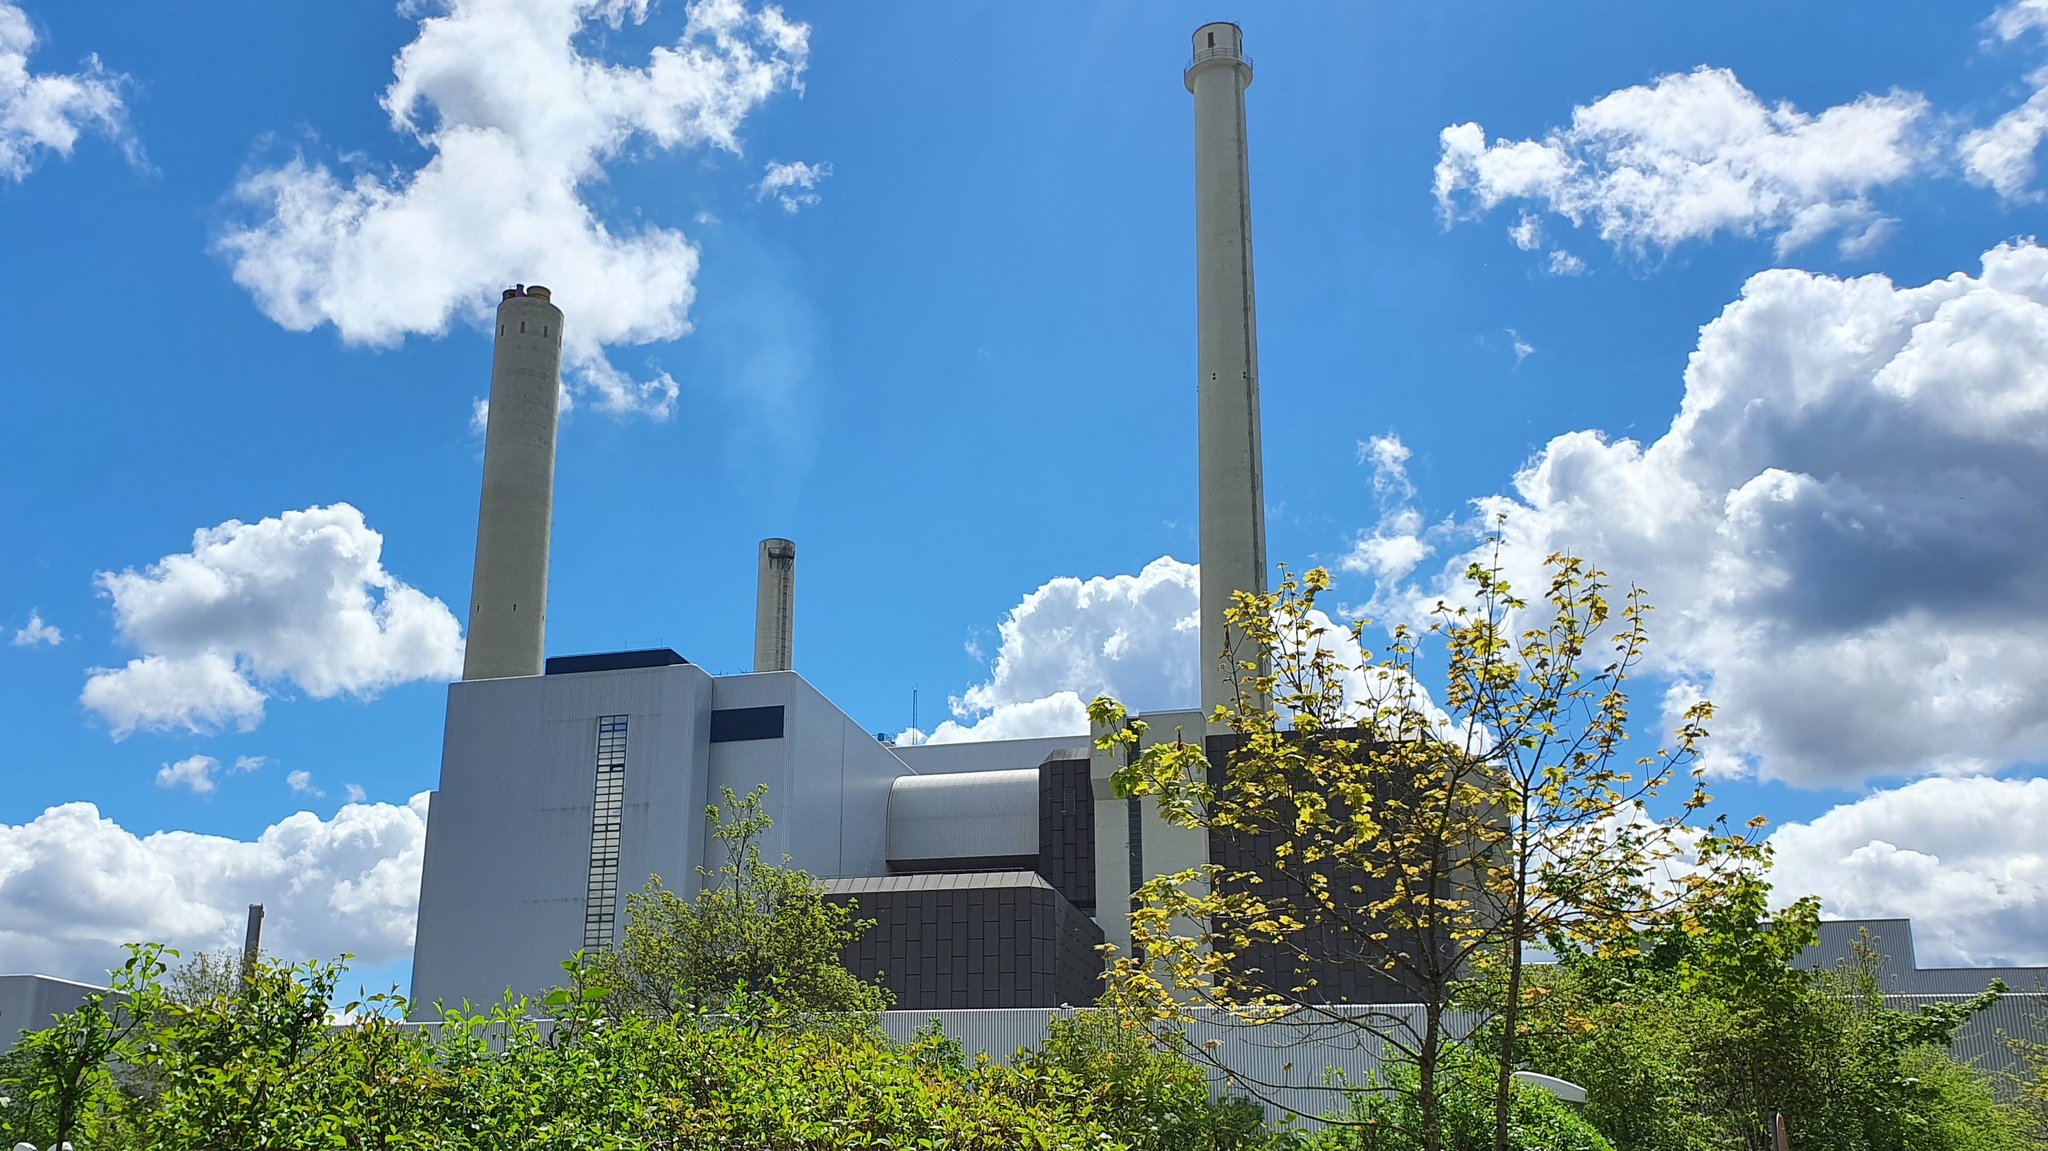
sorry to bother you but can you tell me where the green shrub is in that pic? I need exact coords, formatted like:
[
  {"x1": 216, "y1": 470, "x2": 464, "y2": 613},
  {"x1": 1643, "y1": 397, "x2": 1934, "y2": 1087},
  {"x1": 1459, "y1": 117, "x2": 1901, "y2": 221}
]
[
  {"x1": 3, "y1": 949, "x2": 1129, "y2": 1150},
  {"x1": 1012, "y1": 1004, "x2": 1281, "y2": 1151},
  {"x1": 1309, "y1": 1053, "x2": 1612, "y2": 1151},
  {"x1": 579, "y1": 785, "x2": 891, "y2": 1023},
  {"x1": 1500, "y1": 936, "x2": 2034, "y2": 1151}
]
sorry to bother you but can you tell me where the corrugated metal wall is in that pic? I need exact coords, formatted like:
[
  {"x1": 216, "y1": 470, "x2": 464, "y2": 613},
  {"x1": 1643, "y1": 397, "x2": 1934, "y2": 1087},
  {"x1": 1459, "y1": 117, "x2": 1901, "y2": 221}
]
[
  {"x1": 884, "y1": 993, "x2": 2048, "y2": 1122},
  {"x1": 1892, "y1": 991, "x2": 2045, "y2": 1087},
  {"x1": 881, "y1": 1005, "x2": 1483, "y2": 1122}
]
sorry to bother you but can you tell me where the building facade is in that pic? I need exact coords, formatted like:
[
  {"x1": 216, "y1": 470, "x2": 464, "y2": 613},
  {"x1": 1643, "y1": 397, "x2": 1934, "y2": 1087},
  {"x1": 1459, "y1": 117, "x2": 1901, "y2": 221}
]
[
  {"x1": 411, "y1": 22, "x2": 1275, "y2": 1015},
  {"x1": 408, "y1": 652, "x2": 1137, "y2": 1012}
]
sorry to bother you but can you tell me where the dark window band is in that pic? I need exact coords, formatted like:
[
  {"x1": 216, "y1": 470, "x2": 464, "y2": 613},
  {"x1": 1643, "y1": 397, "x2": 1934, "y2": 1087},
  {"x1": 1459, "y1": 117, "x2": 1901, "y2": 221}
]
[{"x1": 710, "y1": 705, "x2": 785, "y2": 743}]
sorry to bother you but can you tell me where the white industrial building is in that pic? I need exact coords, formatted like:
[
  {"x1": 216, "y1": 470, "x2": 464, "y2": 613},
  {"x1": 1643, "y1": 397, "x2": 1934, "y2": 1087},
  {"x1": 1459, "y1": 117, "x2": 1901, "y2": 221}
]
[{"x1": 410, "y1": 22, "x2": 1269, "y2": 1014}]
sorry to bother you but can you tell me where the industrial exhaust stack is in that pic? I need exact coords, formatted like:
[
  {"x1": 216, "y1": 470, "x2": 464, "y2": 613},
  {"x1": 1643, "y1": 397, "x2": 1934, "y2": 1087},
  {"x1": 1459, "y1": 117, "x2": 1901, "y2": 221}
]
[
  {"x1": 238, "y1": 902, "x2": 263, "y2": 993},
  {"x1": 754, "y1": 537, "x2": 796, "y2": 673},
  {"x1": 462, "y1": 285, "x2": 564, "y2": 681},
  {"x1": 1188, "y1": 23, "x2": 1269, "y2": 725}
]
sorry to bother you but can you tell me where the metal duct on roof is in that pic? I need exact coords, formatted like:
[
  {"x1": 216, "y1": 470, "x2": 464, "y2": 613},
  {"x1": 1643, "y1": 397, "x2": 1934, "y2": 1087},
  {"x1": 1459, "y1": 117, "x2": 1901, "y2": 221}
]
[{"x1": 886, "y1": 768, "x2": 1037, "y2": 867}]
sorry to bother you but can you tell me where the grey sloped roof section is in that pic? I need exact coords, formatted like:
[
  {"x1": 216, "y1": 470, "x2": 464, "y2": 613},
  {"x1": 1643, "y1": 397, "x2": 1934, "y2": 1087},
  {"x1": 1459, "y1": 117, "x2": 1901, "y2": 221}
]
[
  {"x1": 820, "y1": 870, "x2": 1052, "y2": 897},
  {"x1": 1798, "y1": 918, "x2": 2048, "y2": 995},
  {"x1": 544, "y1": 648, "x2": 687, "y2": 675}
]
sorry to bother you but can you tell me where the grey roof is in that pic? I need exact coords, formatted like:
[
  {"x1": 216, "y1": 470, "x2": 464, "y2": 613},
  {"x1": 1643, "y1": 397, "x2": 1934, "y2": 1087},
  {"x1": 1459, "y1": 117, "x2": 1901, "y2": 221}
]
[
  {"x1": 820, "y1": 871, "x2": 1052, "y2": 897},
  {"x1": 1797, "y1": 918, "x2": 1918, "y2": 976},
  {"x1": 1798, "y1": 918, "x2": 2048, "y2": 995}
]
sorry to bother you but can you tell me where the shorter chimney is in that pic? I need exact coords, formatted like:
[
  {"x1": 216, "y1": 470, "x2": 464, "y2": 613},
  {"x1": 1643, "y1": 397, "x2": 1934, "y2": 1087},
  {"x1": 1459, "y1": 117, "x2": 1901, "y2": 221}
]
[{"x1": 754, "y1": 538, "x2": 796, "y2": 673}]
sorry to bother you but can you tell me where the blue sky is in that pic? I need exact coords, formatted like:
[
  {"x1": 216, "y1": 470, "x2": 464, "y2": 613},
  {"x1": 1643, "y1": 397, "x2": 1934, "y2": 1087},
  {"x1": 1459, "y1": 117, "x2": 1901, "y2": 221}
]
[{"x1": 4, "y1": 0, "x2": 2047, "y2": 993}]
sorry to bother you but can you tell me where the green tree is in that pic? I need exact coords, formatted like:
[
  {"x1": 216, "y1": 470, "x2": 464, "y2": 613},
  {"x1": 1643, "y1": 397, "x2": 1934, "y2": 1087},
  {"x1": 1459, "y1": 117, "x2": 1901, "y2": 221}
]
[
  {"x1": 1440, "y1": 547, "x2": 1718, "y2": 1151},
  {"x1": 1310, "y1": 1048, "x2": 1613, "y2": 1151},
  {"x1": 119, "y1": 954, "x2": 361, "y2": 1148},
  {"x1": 1505, "y1": 894, "x2": 2028, "y2": 1151},
  {"x1": 0, "y1": 943, "x2": 167, "y2": 1148},
  {"x1": 163, "y1": 946, "x2": 247, "y2": 1007},
  {"x1": 2010, "y1": 996, "x2": 2048, "y2": 1145},
  {"x1": 581, "y1": 783, "x2": 890, "y2": 1022},
  {"x1": 1094, "y1": 545, "x2": 1736, "y2": 1151},
  {"x1": 7, "y1": 948, "x2": 1135, "y2": 1149},
  {"x1": 1015, "y1": 988, "x2": 1275, "y2": 1151}
]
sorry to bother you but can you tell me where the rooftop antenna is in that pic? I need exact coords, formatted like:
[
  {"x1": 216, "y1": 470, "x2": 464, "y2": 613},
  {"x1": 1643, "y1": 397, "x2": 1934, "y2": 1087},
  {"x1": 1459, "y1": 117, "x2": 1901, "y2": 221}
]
[{"x1": 911, "y1": 685, "x2": 919, "y2": 747}]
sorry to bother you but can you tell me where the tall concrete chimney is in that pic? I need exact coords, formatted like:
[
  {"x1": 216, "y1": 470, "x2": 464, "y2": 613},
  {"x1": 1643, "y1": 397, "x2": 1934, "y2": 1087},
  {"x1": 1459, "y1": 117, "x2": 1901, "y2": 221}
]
[
  {"x1": 462, "y1": 285, "x2": 564, "y2": 681},
  {"x1": 1187, "y1": 23, "x2": 1269, "y2": 724},
  {"x1": 753, "y1": 537, "x2": 796, "y2": 673}
]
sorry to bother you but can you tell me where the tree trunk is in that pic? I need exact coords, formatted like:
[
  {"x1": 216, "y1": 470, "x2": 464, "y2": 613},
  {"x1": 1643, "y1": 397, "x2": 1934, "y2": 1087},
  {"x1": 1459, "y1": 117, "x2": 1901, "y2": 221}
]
[
  {"x1": 1494, "y1": 804, "x2": 1533, "y2": 1151},
  {"x1": 1419, "y1": 998, "x2": 1443, "y2": 1151}
]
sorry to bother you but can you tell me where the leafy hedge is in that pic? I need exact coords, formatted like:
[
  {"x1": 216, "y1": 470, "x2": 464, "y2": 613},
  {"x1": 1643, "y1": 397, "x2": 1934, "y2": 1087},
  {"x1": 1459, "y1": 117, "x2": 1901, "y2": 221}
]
[{"x1": 0, "y1": 950, "x2": 1119, "y2": 1150}]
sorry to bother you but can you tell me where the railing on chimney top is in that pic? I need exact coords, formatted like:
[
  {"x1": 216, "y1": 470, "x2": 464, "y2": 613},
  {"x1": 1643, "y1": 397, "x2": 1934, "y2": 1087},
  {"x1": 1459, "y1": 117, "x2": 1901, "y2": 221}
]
[{"x1": 1186, "y1": 46, "x2": 1252, "y2": 73}]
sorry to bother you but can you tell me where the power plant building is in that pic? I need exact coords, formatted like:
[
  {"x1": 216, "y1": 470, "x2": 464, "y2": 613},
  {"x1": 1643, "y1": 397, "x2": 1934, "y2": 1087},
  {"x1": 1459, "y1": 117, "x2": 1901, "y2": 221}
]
[{"x1": 412, "y1": 23, "x2": 1274, "y2": 1014}]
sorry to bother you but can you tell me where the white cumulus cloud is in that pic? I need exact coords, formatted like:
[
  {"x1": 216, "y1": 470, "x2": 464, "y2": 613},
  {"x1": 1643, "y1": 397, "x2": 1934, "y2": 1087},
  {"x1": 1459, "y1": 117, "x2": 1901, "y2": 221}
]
[
  {"x1": 1769, "y1": 776, "x2": 2048, "y2": 966},
  {"x1": 1378, "y1": 241, "x2": 2048, "y2": 788},
  {"x1": 1507, "y1": 212, "x2": 1544, "y2": 252},
  {"x1": 1547, "y1": 250, "x2": 1588, "y2": 276},
  {"x1": 1962, "y1": 0, "x2": 2048, "y2": 200},
  {"x1": 912, "y1": 558, "x2": 1202, "y2": 744},
  {"x1": 155, "y1": 754, "x2": 219, "y2": 795},
  {"x1": 1344, "y1": 433, "x2": 1437, "y2": 589},
  {"x1": 81, "y1": 503, "x2": 463, "y2": 739},
  {"x1": 914, "y1": 690, "x2": 1091, "y2": 746},
  {"x1": 288, "y1": 769, "x2": 323, "y2": 797},
  {"x1": 12, "y1": 609, "x2": 61, "y2": 646},
  {"x1": 757, "y1": 158, "x2": 828, "y2": 212},
  {"x1": 1436, "y1": 66, "x2": 1930, "y2": 259},
  {"x1": 910, "y1": 555, "x2": 1446, "y2": 744},
  {"x1": 0, "y1": 793, "x2": 430, "y2": 981},
  {"x1": 217, "y1": 0, "x2": 810, "y2": 420},
  {"x1": 0, "y1": 1, "x2": 133, "y2": 180}
]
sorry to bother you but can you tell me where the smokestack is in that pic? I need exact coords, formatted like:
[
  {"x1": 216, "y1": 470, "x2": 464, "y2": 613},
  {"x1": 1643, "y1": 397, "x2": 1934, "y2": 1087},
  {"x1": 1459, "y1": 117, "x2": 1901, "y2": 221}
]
[
  {"x1": 238, "y1": 902, "x2": 263, "y2": 993},
  {"x1": 754, "y1": 537, "x2": 796, "y2": 673},
  {"x1": 462, "y1": 285, "x2": 564, "y2": 681},
  {"x1": 1187, "y1": 24, "x2": 1269, "y2": 725}
]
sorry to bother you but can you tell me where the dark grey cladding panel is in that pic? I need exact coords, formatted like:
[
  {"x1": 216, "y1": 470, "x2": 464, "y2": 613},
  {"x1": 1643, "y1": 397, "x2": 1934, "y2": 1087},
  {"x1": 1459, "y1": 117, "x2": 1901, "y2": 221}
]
[
  {"x1": 1203, "y1": 729, "x2": 1440, "y2": 1006},
  {"x1": 824, "y1": 873, "x2": 1104, "y2": 1011},
  {"x1": 1037, "y1": 751, "x2": 1095, "y2": 915},
  {"x1": 709, "y1": 705, "x2": 785, "y2": 743},
  {"x1": 544, "y1": 648, "x2": 688, "y2": 675}
]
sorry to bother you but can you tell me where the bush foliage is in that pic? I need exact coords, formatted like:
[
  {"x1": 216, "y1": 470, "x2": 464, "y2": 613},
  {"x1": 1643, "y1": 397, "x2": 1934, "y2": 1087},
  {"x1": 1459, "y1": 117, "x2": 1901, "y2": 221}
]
[
  {"x1": 4, "y1": 938, "x2": 2037, "y2": 1151},
  {"x1": 1493, "y1": 920, "x2": 2033, "y2": 1151},
  {"x1": 1314, "y1": 1053, "x2": 1613, "y2": 1151},
  {"x1": 2, "y1": 950, "x2": 1119, "y2": 1150},
  {"x1": 578, "y1": 784, "x2": 891, "y2": 1022},
  {"x1": 1014, "y1": 995, "x2": 1273, "y2": 1151},
  {"x1": 5, "y1": 775, "x2": 2034, "y2": 1150}
]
